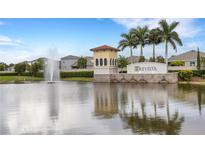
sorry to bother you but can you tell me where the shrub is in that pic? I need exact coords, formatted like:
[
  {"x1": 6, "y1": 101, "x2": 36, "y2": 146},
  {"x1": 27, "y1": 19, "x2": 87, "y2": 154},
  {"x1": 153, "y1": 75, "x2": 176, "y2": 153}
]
[
  {"x1": 0, "y1": 72, "x2": 18, "y2": 76},
  {"x1": 192, "y1": 70, "x2": 205, "y2": 77},
  {"x1": 156, "y1": 56, "x2": 165, "y2": 63},
  {"x1": 60, "y1": 71, "x2": 94, "y2": 78},
  {"x1": 138, "y1": 56, "x2": 145, "y2": 62},
  {"x1": 178, "y1": 70, "x2": 193, "y2": 81},
  {"x1": 169, "y1": 60, "x2": 185, "y2": 66},
  {"x1": 149, "y1": 57, "x2": 155, "y2": 62},
  {"x1": 117, "y1": 55, "x2": 128, "y2": 70}
]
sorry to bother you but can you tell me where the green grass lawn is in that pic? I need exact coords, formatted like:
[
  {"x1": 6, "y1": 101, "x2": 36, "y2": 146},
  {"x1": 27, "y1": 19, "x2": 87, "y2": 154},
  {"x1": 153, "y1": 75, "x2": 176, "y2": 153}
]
[
  {"x1": 0, "y1": 76, "x2": 93, "y2": 83},
  {"x1": 0, "y1": 76, "x2": 43, "y2": 83},
  {"x1": 62, "y1": 77, "x2": 94, "y2": 82}
]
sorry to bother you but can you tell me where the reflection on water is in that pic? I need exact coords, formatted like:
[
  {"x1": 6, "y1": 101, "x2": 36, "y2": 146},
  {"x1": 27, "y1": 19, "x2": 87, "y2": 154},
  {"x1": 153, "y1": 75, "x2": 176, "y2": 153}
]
[
  {"x1": 0, "y1": 82, "x2": 205, "y2": 134},
  {"x1": 94, "y1": 83, "x2": 118, "y2": 118}
]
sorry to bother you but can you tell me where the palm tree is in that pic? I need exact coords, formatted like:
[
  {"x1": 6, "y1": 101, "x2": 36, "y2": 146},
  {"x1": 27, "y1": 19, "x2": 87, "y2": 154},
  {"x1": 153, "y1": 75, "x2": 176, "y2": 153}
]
[
  {"x1": 118, "y1": 32, "x2": 135, "y2": 63},
  {"x1": 148, "y1": 28, "x2": 162, "y2": 62},
  {"x1": 130, "y1": 26, "x2": 149, "y2": 57},
  {"x1": 158, "y1": 19, "x2": 183, "y2": 73}
]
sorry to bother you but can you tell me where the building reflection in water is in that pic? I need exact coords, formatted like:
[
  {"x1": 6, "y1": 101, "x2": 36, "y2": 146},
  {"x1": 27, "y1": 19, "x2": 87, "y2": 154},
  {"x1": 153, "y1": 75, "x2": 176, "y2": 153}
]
[
  {"x1": 93, "y1": 83, "x2": 185, "y2": 134},
  {"x1": 93, "y1": 83, "x2": 118, "y2": 118}
]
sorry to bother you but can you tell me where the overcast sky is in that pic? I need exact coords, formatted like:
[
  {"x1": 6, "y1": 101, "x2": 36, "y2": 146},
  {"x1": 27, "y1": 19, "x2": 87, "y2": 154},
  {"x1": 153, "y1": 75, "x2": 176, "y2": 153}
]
[{"x1": 0, "y1": 18, "x2": 205, "y2": 64}]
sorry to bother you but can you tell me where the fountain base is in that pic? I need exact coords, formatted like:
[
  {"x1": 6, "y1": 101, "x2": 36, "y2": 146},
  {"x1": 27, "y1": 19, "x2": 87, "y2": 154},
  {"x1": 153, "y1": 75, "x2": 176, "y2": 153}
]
[{"x1": 47, "y1": 81, "x2": 55, "y2": 84}]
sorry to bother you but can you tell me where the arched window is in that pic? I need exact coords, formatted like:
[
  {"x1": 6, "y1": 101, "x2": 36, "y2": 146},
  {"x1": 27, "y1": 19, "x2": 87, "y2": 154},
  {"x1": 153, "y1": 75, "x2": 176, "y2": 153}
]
[
  {"x1": 112, "y1": 59, "x2": 114, "y2": 66},
  {"x1": 95, "y1": 59, "x2": 99, "y2": 66},
  {"x1": 100, "y1": 58, "x2": 103, "y2": 66},
  {"x1": 110, "y1": 59, "x2": 112, "y2": 66},
  {"x1": 104, "y1": 58, "x2": 107, "y2": 66},
  {"x1": 115, "y1": 59, "x2": 117, "y2": 66}
]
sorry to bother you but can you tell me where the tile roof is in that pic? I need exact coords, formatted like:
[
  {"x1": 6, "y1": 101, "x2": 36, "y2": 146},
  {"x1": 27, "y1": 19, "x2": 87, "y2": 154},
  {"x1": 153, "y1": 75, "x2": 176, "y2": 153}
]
[
  {"x1": 126, "y1": 56, "x2": 140, "y2": 63},
  {"x1": 61, "y1": 55, "x2": 79, "y2": 60},
  {"x1": 168, "y1": 50, "x2": 205, "y2": 61},
  {"x1": 90, "y1": 45, "x2": 120, "y2": 52}
]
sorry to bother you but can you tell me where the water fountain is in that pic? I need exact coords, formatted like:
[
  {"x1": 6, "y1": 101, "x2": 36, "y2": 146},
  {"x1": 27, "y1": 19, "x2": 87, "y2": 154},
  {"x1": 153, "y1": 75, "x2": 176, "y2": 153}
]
[{"x1": 44, "y1": 48, "x2": 60, "y2": 83}]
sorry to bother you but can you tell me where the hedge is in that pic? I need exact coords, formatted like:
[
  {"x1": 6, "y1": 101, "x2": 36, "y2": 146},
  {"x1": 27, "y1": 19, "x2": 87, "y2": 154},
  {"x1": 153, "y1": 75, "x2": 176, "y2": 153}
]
[
  {"x1": 61, "y1": 71, "x2": 94, "y2": 78},
  {"x1": 192, "y1": 70, "x2": 205, "y2": 77},
  {"x1": 169, "y1": 60, "x2": 185, "y2": 66},
  {"x1": 22, "y1": 72, "x2": 44, "y2": 77},
  {"x1": 0, "y1": 72, "x2": 18, "y2": 76}
]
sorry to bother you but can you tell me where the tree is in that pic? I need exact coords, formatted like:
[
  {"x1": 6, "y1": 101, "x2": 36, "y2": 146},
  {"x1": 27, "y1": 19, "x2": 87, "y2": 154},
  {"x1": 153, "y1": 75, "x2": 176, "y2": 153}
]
[
  {"x1": 0, "y1": 64, "x2": 4, "y2": 71},
  {"x1": 117, "y1": 55, "x2": 129, "y2": 72},
  {"x1": 201, "y1": 57, "x2": 205, "y2": 67},
  {"x1": 36, "y1": 58, "x2": 44, "y2": 70},
  {"x1": 9, "y1": 63, "x2": 14, "y2": 67},
  {"x1": 130, "y1": 26, "x2": 149, "y2": 57},
  {"x1": 197, "y1": 47, "x2": 201, "y2": 70},
  {"x1": 159, "y1": 19, "x2": 183, "y2": 73},
  {"x1": 118, "y1": 33, "x2": 135, "y2": 63},
  {"x1": 156, "y1": 56, "x2": 165, "y2": 63},
  {"x1": 77, "y1": 57, "x2": 87, "y2": 69},
  {"x1": 14, "y1": 63, "x2": 27, "y2": 75},
  {"x1": 0, "y1": 62, "x2": 8, "y2": 71},
  {"x1": 148, "y1": 28, "x2": 162, "y2": 62},
  {"x1": 29, "y1": 62, "x2": 41, "y2": 76}
]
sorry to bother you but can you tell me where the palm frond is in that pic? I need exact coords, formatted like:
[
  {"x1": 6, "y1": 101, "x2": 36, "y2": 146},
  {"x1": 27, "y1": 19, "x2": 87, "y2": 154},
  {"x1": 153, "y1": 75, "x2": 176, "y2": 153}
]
[
  {"x1": 171, "y1": 32, "x2": 183, "y2": 46},
  {"x1": 168, "y1": 39, "x2": 177, "y2": 51},
  {"x1": 159, "y1": 19, "x2": 169, "y2": 34},
  {"x1": 169, "y1": 21, "x2": 179, "y2": 32}
]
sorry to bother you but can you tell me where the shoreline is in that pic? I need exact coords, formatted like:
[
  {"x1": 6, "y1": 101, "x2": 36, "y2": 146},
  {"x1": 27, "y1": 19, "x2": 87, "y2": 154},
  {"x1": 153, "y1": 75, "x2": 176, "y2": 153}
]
[{"x1": 1, "y1": 76, "x2": 205, "y2": 85}]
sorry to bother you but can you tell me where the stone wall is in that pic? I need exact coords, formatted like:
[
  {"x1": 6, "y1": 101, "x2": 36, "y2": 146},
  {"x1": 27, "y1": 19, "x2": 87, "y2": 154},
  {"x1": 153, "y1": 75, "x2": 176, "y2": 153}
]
[{"x1": 94, "y1": 73, "x2": 178, "y2": 83}]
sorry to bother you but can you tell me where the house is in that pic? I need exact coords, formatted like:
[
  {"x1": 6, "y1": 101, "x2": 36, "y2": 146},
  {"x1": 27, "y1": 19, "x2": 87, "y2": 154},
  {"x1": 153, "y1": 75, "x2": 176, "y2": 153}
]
[
  {"x1": 5, "y1": 66, "x2": 15, "y2": 72},
  {"x1": 60, "y1": 55, "x2": 79, "y2": 70},
  {"x1": 126, "y1": 56, "x2": 140, "y2": 63},
  {"x1": 60, "y1": 55, "x2": 94, "y2": 71},
  {"x1": 168, "y1": 50, "x2": 205, "y2": 70}
]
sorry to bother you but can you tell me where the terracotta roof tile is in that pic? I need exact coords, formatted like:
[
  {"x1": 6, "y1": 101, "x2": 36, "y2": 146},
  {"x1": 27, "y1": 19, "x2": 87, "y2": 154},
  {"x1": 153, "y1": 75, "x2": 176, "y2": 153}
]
[{"x1": 90, "y1": 45, "x2": 120, "y2": 52}]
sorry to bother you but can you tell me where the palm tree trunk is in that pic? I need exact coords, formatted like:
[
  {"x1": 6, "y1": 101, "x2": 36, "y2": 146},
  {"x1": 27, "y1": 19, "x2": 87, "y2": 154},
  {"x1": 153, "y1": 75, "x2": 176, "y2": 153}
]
[
  {"x1": 165, "y1": 40, "x2": 168, "y2": 73},
  {"x1": 153, "y1": 44, "x2": 155, "y2": 62},
  {"x1": 130, "y1": 47, "x2": 133, "y2": 63},
  {"x1": 140, "y1": 44, "x2": 143, "y2": 57}
]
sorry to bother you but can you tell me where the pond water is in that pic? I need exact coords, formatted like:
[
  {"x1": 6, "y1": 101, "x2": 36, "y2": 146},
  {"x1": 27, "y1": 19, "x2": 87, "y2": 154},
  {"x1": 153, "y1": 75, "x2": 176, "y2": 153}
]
[{"x1": 0, "y1": 82, "x2": 205, "y2": 135}]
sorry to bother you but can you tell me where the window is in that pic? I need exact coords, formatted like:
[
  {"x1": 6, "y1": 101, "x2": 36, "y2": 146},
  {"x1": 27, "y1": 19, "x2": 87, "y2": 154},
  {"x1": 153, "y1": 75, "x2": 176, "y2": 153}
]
[
  {"x1": 110, "y1": 59, "x2": 112, "y2": 66},
  {"x1": 104, "y1": 58, "x2": 107, "y2": 66},
  {"x1": 190, "y1": 61, "x2": 195, "y2": 66},
  {"x1": 115, "y1": 59, "x2": 117, "y2": 66},
  {"x1": 95, "y1": 59, "x2": 99, "y2": 66},
  {"x1": 100, "y1": 58, "x2": 103, "y2": 66},
  {"x1": 112, "y1": 59, "x2": 114, "y2": 66}
]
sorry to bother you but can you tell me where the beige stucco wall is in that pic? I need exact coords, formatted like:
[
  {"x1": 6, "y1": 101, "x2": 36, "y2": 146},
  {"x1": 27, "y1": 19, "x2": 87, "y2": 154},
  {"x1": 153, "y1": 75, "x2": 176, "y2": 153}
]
[
  {"x1": 93, "y1": 50, "x2": 117, "y2": 59},
  {"x1": 93, "y1": 50, "x2": 117, "y2": 67}
]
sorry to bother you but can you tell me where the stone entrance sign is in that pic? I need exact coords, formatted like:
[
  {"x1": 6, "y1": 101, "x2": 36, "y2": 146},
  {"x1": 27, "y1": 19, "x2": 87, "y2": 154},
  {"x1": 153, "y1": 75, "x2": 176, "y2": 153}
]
[{"x1": 127, "y1": 62, "x2": 167, "y2": 74}]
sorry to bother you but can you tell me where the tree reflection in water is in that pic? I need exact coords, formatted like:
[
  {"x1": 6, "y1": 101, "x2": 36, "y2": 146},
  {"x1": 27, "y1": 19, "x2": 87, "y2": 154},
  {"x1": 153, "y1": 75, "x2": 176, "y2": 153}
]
[
  {"x1": 119, "y1": 84, "x2": 184, "y2": 135},
  {"x1": 120, "y1": 111, "x2": 184, "y2": 135},
  {"x1": 92, "y1": 83, "x2": 205, "y2": 134}
]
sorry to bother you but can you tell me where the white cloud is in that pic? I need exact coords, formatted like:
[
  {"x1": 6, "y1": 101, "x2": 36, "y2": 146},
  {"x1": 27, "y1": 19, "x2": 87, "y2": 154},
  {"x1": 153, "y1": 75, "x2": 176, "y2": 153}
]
[
  {"x1": 0, "y1": 35, "x2": 23, "y2": 46},
  {"x1": 112, "y1": 18, "x2": 201, "y2": 38}
]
